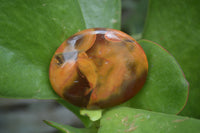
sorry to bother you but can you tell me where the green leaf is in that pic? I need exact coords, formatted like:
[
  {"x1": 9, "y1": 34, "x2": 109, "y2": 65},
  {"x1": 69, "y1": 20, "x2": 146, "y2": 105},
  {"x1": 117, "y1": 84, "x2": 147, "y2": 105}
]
[
  {"x1": 80, "y1": 109, "x2": 103, "y2": 121},
  {"x1": 44, "y1": 120, "x2": 97, "y2": 133},
  {"x1": 0, "y1": 0, "x2": 121, "y2": 98},
  {"x1": 142, "y1": 0, "x2": 200, "y2": 118},
  {"x1": 78, "y1": 0, "x2": 121, "y2": 29},
  {"x1": 122, "y1": 40, "x2": 188, "y2": 114},
  {"x1": 98, "y1": 107, "x2": 200, "y2": 133}
]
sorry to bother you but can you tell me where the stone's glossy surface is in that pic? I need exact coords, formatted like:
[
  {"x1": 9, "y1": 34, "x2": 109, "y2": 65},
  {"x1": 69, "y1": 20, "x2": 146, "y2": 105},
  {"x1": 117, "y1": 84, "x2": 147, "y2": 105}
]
[{"x1": 49, "y1": 28, "x2": 148, "y2": 109}]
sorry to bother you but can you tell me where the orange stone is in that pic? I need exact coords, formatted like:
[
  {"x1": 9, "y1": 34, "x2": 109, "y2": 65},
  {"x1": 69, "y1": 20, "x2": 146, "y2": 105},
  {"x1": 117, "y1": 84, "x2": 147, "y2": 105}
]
[{"x1": 49, "y1": 28, "x2": 148, "y2": 109}]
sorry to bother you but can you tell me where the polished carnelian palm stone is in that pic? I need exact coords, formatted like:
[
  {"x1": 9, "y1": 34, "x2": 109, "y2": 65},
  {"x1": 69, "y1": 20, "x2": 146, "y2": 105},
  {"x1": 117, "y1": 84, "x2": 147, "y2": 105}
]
[{"x1": 49, "y1": 28, "x2": 148, "y2": 109}]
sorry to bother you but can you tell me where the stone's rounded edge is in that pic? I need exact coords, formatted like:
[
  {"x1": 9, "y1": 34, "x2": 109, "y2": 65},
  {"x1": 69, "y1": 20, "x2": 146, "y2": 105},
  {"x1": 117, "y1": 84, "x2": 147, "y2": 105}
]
[{"x1": 49, "y1": 28, "x2": 148, "y2": 109}]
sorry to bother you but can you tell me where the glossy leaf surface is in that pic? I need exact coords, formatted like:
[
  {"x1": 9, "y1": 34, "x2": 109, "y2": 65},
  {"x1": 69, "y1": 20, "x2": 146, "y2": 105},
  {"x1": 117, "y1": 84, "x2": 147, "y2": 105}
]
[
  {"x1": 122, "y1": 40, "x2": 188, "y2": 114},
  {"x1": 79, "y1": 0, "x2": 121, "y2": 29},
  {"x1": 143, "y1": 0, "x2": 200, "y2": 118},
  {"x1": 98, "y1": 107, "x2": 200, "y2": 133},
  {"x1": 0, "y1": 0, "x2": 121, "y2": 99}
]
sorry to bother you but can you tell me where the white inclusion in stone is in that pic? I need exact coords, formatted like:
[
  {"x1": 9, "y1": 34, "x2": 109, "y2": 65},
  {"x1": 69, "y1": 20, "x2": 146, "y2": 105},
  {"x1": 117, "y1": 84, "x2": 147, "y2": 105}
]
[
  {"x1": 94, "y1": 30, "x2": 107, "y2": 35},
  {"x1": 106, "y1": 32, "x2": 119, "y2": 40},
  {"x1": 62, "y1": 51, "x2": 78, "y2": 65},
  {"x1": 66, "y1": 34, "x2": 83, "y2": 51}
]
